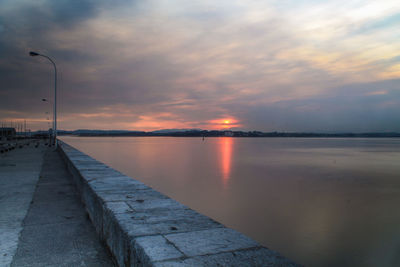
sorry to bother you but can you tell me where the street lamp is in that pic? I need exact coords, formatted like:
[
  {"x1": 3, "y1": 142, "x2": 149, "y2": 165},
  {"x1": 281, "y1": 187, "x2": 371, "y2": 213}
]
[{"x1": 30, "y1": 51, "x2": 58, "y2": 148}]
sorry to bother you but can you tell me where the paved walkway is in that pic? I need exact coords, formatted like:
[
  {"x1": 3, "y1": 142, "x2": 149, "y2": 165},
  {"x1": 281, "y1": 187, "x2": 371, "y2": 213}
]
[
  {"x1": 0, "y1": 142, "x2": 45, "y2": 266},
  {"x1": 0, "y1": 141, "x2": 114, "y2": 267}
]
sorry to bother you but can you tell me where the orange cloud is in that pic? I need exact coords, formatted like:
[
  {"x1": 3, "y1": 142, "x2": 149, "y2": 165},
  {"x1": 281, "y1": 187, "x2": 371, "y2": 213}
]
[{"x1": 366, "y1": 90, "x2": 388, "y2": 96}]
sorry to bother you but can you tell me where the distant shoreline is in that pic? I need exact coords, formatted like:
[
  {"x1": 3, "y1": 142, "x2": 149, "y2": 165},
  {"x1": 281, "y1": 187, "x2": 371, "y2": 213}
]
[{"x1": 55, "y1": 130, "x2": 400, "y2": 138}]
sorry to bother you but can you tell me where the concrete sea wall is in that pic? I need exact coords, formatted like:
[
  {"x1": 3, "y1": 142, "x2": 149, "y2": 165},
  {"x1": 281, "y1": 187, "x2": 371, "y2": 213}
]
[{"x1": 58, "y1": 140, "x2": 300, "y2": 267}]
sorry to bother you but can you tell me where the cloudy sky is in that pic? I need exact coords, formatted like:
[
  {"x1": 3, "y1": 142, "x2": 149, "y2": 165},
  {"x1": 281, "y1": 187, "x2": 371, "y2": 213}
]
[{"x1": 1, "y1": 0, "x2": 399, "y2": 132}]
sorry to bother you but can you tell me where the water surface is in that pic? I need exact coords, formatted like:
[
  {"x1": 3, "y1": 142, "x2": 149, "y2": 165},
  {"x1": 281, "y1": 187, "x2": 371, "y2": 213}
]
[{"x1": 61, "y1": 136, "x2": 400, "y2": 266}]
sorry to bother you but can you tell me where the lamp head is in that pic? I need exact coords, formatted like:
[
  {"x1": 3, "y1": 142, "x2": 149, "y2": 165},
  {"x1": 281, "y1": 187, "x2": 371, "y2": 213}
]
[{"x1": 29, "y1": 51, "x2": 39, "y2": 56}]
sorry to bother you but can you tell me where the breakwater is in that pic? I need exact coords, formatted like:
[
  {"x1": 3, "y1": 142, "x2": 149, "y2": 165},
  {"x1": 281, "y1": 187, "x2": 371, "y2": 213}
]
[{"x1": 58, "y1": 140, "x2": 299, "y2": 266}]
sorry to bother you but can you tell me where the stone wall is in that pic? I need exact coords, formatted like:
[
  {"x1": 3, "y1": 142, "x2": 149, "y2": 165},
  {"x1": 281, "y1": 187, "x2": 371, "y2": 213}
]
[{"x1": 58, "y1": 140, "x2": 300, "y2": 267}]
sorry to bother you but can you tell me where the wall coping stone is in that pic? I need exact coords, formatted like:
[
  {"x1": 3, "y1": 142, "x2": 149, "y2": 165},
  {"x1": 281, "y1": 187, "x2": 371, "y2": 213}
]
[{"x1": 58, "y1": 140, "x2": 301, "y2": 267}]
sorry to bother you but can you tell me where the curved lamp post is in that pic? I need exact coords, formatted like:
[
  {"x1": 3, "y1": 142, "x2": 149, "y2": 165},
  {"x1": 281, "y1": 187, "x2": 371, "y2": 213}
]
[{"x1": 30, "y1": 51, "x2": 58, "y2": 148}]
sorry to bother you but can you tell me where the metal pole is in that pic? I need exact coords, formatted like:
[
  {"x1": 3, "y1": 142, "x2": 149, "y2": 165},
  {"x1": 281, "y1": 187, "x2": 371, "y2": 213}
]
[
  {"x1": 55, "y1": 61, "x2": 57, "y2": 148},
  {"x1": 40, "y1": 55, "x2": 57, "y2": 148}
]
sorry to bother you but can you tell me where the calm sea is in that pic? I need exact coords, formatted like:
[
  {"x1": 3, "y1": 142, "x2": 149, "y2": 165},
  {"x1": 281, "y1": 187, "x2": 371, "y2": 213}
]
[{"x1": 60, "y1": 136, "x2": 400, "y2": 266}]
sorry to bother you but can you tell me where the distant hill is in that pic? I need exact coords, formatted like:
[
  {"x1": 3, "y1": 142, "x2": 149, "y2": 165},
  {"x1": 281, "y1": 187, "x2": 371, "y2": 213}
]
[{"x1": 151, "y1": 129, "x2": 202, "y2": 134}]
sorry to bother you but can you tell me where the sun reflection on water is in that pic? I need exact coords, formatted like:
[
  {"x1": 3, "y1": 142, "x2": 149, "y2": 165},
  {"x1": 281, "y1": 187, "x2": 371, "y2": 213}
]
[{"x1": 219, "y1": 137, "x2": 234, "y2": 186}]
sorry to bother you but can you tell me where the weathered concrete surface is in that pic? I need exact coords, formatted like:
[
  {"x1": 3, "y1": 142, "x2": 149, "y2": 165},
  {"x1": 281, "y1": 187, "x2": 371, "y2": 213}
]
[
  {"x1": 59, "y1": 140, "x2": 301, "y2": 267},
  {"x1": 0, "y1": 142, "x2": 45, "y2": 266},
  {"x1": 10, "y1": 148, "x2": 115, "y2": 267}
]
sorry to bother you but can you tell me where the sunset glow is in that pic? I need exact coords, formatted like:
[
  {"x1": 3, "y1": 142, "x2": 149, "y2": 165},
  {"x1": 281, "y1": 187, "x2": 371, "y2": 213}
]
[{"x1": 206, "y1": 118, "x2": 241, "y2": 130}]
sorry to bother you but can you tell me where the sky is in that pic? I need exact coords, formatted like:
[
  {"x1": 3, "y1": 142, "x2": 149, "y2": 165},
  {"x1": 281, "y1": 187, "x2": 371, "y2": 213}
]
[{"x1": 0, "y1": 0, "x2": 400, "y2": 132}]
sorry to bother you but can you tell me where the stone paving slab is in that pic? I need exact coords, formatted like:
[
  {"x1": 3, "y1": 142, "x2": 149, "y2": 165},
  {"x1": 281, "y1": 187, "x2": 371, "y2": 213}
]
[
  {"x1": 164, "y1": 228, "x2": 259, "y2": 257},
  {"x1": 134, "y1": 235, "x2": 184, "y2": 263},
  {"x1": 96, "y1": 188, "x2": 168, "y2": 203},
  {"x1": 126, "y1": 198, "x2": 187, "y2": 211},
  {"x1": 59, "y1": 140, "x2": 301, "y2": 267},
  {"x1": 153, "y1": 248, "x2": 298, "y2": 267},
  {"x1": 89, "y1": 177, "x2": 149, "y2": 192},
  {"x1": 80, "y1": 170, "x2": 126, "y2": 179}
]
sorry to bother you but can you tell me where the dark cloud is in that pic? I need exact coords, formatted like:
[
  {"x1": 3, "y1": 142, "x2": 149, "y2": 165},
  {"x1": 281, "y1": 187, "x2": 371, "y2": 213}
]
[
  {"x1": 48, "y1": 0, "x2": 98, "y2": 26},
  {"x1": 238, "y1": 79, "x2": 400, "y2": 132},
  {"x1": 0, "y1": 1, "x2": 132, "y2": 115}
]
